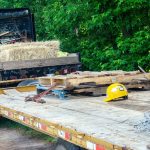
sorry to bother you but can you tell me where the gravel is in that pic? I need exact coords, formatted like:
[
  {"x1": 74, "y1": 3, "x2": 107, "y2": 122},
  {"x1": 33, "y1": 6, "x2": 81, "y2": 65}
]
[{"x1": 134, "y1": 111, "x2": 150, "y2": 133}]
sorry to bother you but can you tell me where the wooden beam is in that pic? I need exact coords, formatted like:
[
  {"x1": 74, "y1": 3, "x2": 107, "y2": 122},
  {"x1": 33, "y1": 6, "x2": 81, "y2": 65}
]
[
  {"x1": 39, "y1": 72, "x2": 150, "y2": 89},
  {"x1": 0, "y1": 56, "x2": 80, "y2": 71}
]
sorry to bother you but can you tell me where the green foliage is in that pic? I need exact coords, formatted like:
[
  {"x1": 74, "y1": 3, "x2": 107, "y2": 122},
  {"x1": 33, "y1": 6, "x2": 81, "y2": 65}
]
[{"x1": 0, "y1": 0, "x2": 149, "y2": 71}]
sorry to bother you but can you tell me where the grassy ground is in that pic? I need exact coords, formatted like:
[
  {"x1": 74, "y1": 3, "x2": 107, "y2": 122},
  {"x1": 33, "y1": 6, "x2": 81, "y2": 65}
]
[{"x1": 0, "y1": 117, "x2": 55, "y2": 143}]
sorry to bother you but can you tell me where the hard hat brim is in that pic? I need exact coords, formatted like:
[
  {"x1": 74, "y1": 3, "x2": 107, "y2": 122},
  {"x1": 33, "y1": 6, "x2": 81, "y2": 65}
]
[
  {"x1": 103, "y1": 95, "x2": 128, "y2": 102},
  {"x1": 103, "y1": 97, "x2": 112, "y2": 102}
]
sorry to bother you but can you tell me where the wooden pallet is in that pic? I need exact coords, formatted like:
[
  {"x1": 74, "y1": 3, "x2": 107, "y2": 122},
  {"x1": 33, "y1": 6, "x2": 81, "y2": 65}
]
[
  {"x1": 39, "y1": 71, "x2": 150, "y2": 90},
  {"x1": 38, "y1": 71, "x2": 150, "y2": 96}
]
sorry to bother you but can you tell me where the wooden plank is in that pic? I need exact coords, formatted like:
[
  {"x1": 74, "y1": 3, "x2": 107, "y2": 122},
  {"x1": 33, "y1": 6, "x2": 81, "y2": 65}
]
[
  {"x1": 126, "y1": 80, "x2": 150, "y2": 89},
  {"x1": 71, "y1": 81, "x2": 150, "y2": 95},
  {"x1": 74, "y1": 70, "x2": 140, "y2": 76},
  {"x1": 0, "y1": 56, "x2": 80, "y2": 71},
  {"x1": 39, "y1": 72, "x2": 150, "y2": 89},
  {"x1": 66, "y1": 73, "x2": 150, "y2": 87},
  {"x1": 73, "y1": 87, "x2": 107, "y2": 95}
]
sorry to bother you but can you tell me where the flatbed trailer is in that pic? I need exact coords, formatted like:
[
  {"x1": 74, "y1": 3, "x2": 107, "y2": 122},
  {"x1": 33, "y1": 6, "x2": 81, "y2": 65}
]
[{"x1": 0, "y1": 86, "x2": 149, "y2": 150}]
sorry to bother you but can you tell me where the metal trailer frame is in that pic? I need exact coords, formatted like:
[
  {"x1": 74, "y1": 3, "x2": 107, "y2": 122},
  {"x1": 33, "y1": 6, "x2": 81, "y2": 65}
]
[
  {"x1": 0, "y1": 54, "x2": 81, "y2": 87},
  {"x1": 0, "y1": 86, "x2": 127, "y2": 150}
]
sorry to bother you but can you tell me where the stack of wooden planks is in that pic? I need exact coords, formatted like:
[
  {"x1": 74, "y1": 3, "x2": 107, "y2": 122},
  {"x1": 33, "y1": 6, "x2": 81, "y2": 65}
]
[{"x1": 39, "y1": 70, "x2": 150, "y2": 95}]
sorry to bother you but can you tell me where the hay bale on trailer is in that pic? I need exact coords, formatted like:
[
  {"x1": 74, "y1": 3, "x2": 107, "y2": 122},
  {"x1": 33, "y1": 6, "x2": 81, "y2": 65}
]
[{"x1": 0, "y1": 41, "x2": 62, "y2": 62}]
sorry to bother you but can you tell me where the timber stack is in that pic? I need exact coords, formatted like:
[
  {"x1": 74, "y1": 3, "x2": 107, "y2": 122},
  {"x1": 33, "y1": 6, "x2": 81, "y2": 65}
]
[{"x1": 39, "y1": 70, "x2": 150, "y2": 95}]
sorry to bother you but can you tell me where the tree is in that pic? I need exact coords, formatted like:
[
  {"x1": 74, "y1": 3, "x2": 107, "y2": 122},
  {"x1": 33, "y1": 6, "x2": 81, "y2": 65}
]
[{"x1": 0, "y1": 0, "x2": 149, "y2": 71}]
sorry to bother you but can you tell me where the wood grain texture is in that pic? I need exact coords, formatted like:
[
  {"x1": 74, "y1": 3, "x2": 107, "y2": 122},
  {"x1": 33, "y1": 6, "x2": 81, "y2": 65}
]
[
  {"x1": 0, "y1": 56, "x2": 80, "y2": 70},
  {"x1": 39, "y1": 72, "x2": 150, "y2": 89}
]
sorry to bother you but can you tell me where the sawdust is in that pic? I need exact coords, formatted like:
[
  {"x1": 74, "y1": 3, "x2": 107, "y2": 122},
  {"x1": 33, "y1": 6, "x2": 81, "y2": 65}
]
[{"x1": 0, "y1": 41, "x2": 64, "y2": 62}]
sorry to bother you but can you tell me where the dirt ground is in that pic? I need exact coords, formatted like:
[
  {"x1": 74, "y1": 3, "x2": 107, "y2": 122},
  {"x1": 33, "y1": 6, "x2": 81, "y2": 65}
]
[{"x1": 0, "y1": 128, "x2": 53, "y2": 150}]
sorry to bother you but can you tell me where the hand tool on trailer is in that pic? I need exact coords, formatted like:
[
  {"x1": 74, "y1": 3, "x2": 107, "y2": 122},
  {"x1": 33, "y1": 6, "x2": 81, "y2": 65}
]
[{"x1": 25, "y1": 84, "x2": 58, "y2": 103}]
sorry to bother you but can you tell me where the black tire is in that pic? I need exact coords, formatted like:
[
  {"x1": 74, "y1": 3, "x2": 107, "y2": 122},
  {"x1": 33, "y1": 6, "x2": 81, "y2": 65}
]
[
  {"x1": 17, "y1": 80, "x2": 38, "y2": 87},
  {"x1": 54, "y1": 139, "x2": 83, "y2": 150},
  {"x1": 37, "y1": 88, "x2": 46, "y2": 94}
]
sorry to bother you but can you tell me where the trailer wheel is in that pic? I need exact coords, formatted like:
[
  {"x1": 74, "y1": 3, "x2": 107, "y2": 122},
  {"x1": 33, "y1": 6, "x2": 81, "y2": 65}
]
[
  {"x1": 37, "y1": 88, "x2": 46, "y2": 94},
  {"x1": 17, "y1": 80, "x2": 38, "y2": 87},
  {"x1": 54, "y1": 139, "x2": 83, "y2": 150}
]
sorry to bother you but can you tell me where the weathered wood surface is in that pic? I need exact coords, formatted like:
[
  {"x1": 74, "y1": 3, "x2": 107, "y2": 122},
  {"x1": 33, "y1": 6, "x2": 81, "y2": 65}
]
[
  {"x1": 39, "y1": 71, "x2": 150, "y2": 90},
  {"x1": 0, "y1": 56, "x2": 80, "y2": 71},
  {"x1": 0, "y1": 90, "x2": 150, "y2": 150},
  {"x1": 73, "y1": 81, "x2": 150, "y2": 95}
]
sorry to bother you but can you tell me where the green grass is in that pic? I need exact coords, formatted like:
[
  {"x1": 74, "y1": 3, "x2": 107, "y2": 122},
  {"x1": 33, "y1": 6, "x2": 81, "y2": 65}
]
[{"x1": 0, "y1": 118, "x2": 55, "y2": 143}]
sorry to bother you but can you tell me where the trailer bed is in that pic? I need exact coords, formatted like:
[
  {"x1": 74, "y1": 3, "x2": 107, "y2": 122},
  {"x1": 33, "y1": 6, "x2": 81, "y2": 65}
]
[{"x1": 0, "y1": 87, "x2": 149, "y2": 150}]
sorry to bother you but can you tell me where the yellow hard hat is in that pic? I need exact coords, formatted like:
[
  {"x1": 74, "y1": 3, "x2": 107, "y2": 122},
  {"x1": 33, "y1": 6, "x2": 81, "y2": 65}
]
[{"x1": 103, "y1": 83, "x2": 128, "y2": 102}]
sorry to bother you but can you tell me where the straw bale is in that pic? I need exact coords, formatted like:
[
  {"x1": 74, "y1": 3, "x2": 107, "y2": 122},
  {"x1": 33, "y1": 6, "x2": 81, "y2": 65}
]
[{"x1": 0, "y1": 41, "x2": 61, "y2": 62}]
